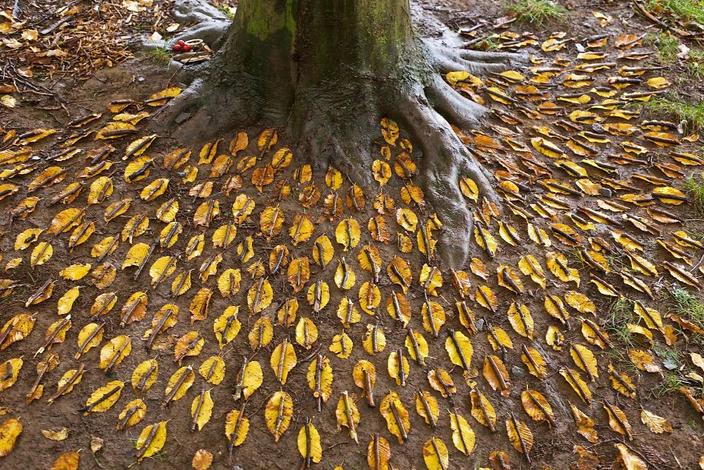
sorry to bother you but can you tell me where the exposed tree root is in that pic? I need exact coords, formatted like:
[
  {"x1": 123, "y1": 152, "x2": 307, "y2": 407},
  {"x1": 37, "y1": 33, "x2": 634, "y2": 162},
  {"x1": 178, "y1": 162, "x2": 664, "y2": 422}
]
[
  {"x1": 142, "y1": 0, "x2": 230, "y2": 52},
  {"x1": 153, "y1": 28, "x2": 526, "y2": 268}
]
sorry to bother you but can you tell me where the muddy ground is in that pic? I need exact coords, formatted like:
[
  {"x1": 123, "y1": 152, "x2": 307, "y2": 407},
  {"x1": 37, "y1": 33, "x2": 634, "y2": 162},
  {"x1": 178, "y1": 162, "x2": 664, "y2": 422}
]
[{"x1": 1, "y1": 0, "x2": 704, "y2": 469}]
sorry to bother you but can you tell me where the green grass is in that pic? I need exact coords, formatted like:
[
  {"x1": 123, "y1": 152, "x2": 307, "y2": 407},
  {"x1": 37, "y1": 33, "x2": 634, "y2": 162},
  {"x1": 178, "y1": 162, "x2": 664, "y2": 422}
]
[
  {"x1": 651, "y1": 372, "x2": 686, "y2": 397},
  {"x1": 646, "y1": 32, "x2": 680, "y2": 63},
  {"x1": 642, "y1": 95, "x2": 704, "y2": 129},
  {"x1": 146, "y1": 47, "x2": 171, "y2": 66},
  {"x1": 685, "y1": 174, "x2": 704, "y2": 213},
  {"x1": 671, "y1": 287, "x2": 704, "y2": 328},
  {"x1": 648, "y1": 0, "x2": 704, "y2": 23},
  {"x1": 687, "y1": 49, "x2": 704, "y2": 77},
  {"x1": 605, "y1": 297, "x2": 637, "y2": 348},
  {"x1": 653, "y1": 342, "x2": 682, "y2": 368},
  {"x1": 506, "y1": 0, "x2": 567, "y2": 24}
]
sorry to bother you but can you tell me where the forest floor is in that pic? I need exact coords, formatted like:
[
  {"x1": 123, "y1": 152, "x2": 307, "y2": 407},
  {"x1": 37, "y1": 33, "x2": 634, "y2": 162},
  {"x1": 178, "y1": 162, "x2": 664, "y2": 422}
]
[{"x1": 1, "y1": 0, "x2": 704, "y2": 469}]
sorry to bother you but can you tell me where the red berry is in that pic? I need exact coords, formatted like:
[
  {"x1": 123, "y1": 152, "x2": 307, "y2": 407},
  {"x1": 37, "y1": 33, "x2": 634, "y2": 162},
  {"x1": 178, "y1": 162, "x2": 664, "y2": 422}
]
[
  {"x1": 177, "y1": 40, "x2": 186, "y2": 46},
  {"x1": 182, "y1": 44, "x2": 192, "y2": 53},
  {"x1": 172, "y1": 44, "x2": 182, "y2": 52}
]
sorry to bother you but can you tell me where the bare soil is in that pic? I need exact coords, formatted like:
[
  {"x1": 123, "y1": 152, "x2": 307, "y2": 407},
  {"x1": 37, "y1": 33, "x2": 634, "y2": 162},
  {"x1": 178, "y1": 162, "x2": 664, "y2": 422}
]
[{"x1": 1, "y1": 1, "x2": 703, "y2": 469}]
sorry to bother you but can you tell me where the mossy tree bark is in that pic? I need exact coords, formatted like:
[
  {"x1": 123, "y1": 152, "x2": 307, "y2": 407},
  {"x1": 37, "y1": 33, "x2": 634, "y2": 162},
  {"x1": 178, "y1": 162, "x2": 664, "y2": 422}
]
[{"x1": 159, "y1": 0, "x2": 523, "y2": 268}]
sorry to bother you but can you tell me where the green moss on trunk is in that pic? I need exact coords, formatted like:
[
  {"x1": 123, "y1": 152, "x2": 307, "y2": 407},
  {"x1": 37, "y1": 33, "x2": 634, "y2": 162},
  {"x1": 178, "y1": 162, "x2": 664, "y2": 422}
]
[{"x1": 218, "y1": 0, "x2": 414, "y2": 120}]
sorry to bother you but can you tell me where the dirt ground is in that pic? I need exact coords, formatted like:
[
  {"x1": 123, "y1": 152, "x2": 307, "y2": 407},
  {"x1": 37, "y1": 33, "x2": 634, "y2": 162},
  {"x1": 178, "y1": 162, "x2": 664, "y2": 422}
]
[{"x1": 1, "y1": 0, "x2": 704, "y2": 469}]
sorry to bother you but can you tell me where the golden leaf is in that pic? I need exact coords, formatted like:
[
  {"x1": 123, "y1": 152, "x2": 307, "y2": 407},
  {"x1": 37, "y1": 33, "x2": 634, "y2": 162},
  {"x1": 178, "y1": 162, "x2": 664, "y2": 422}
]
[
  {"x1": 380, "y1": 391, "x2": 410, "y2": 443},
  {"x1": 135, "y1": 421, "x2": 167, "y2": 461},
  {"x1": 51, "y1": 451, "x2": 80, "y2": 470},
  {"x1": 640, "y1": 409, "x2": 672, "y2": 434},
  {"x1": 163, "y1": 366, "x2": 195, "y2": 404},
  {"x1": 603, "y1": 401, "x2": 633, "y2": 440},
  {"x1": 270, "y1": 338, "x2": 297, "y2": 385},
  {"x1": 264, "y1": 391, "x2": 293, "y2": 442},
  {"x1": 99, "y1": 335, "x2": 131, "y2": 371},
  {"x1": 470, "y1": 389, "x2": 496, "y2": 431},
  {"x1": 422, "y1": 437, "x2": 449, "y2": 470},
  {"x1": 570, "y1": 404, "x2": 598, "y2": 443},
  {"x1": 83, "y1": 380, "x2": 124, "y2": 413},
  {"x1": 450, "y1": 412, "x2": 475, "y2": 455},
  {"x1": 190, "y1": 390, "x2": 214, "y2": 431},
  {"x1": 483, "y1": 355, "x2": 511, "y2": 396},
  {"x1": 507, "y1": 302, "x2": 534, "y2": 339},
  {"x1": 224, "y1": 409, "x2": 249, "y2": 447},
  {"x1": 307, "y1": 355, "x2": 333, "y2": 404},
  {"x1": 131, "y1": 359, "x2": 158, "y2": 393},
  {"x1": 506, "y1": 416, "x2": 533, "y2": 460}
]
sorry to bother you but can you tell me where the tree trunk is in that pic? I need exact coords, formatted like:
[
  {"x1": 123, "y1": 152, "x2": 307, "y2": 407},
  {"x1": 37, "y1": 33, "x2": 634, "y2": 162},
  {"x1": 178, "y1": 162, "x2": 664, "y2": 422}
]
[
  {"x1": 160, "y1": 0, "x2": 523, "y2": 268},
  {"x1": 221, "y1": 0, "x2": 414, "y2": 119}
]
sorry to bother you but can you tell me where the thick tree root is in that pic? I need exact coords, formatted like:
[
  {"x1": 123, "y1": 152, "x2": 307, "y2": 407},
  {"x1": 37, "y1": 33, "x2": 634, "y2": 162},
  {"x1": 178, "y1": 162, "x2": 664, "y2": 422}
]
[
  {"x1": 154, "y1": 37, "x2": 525, "y2": 269},
  {"x1": 392, "y1": 83, "x2": 498, "y2": 269},
  {"x1": 143, "y1": 0, "x2": 230, "y2": 51}
]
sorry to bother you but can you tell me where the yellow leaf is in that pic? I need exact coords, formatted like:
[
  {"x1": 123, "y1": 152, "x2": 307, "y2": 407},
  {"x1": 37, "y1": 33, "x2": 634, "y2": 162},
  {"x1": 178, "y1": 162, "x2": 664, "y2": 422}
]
[
  {"x1": 570, "y1": 404, "x2": 598, "y2": 443},
  {"x1": 415, "y1": 390, "x2": 439, "y2": 428},
  {"x1": 380, "y1": 391, "x2": 410, "y2": 443},
  {"x1": 483, "y1": 355, "x2": 510, "y2": 396},
  {"x1": 264, "y1": 391, "x2": 293, "y2": 442},
  {"x1": 135, "y1": 421, "x2": 167, "y2": 460},
  {"x1": 640, "y1": 409, "x2": 672, "y2": 434},
  {"x1": 131, "y1": 359, "x2": 158, "y2": 392},
  {"x1": 329, "y1": 331, "x2": 354, "y2": 359},
  {"x1": 146, "y1": 86, "x2": 181, "y2": 106},
  {"x1": 51, "y1": 451, "x2": 80, "y2": 470},
  {"x1": 614, "y1": 443, "x2": 647, "y2": 470},
  {"x1": 470, "y1": 389, "x2": 496, "y2": 431},
  {"x1": 450, "y1": 412, "x2": 475, "y2": 455},
  {"x1": 83, "y1": 380, "x2": 124, "y2": 413},
  {"x1": 117, "y1": 399, "x2": 147, "y2": 430},
  {"x1": 0, "y1": 358, "x2": 22, "y2": 391},
  {"x1": 507, "y1": 302, "x2": 533, "y2": 339},
  {"x1": 190, "y1": 390, "x2": 213, "y2": 431},
  {"x1": 270, "y1": 338, "x2": 297, "y2": 384},
  {"x1": 163, "y1": 366, "x2": 195, "y2": 404},
  {"x1": 60, "y1": 263, "x2": 91, "y2": 281},
  {"x1": 297, "y1": 420, "x2": 322, "y2": 464},
  {"x1": 99, "y1": 335, "x2": 131, "y2": 371},
  {"x1": 560, "y1": 368, "x2": 592, "y2": 403},
  {"x1": 57, "y1": 287, "x2": 80, "y2": 316},
  {"x1": 247, "y1": 278, "x2": 273, "y2": 313},
  {"x1": 422, "y1": 437, "x2": 449, "y2": 470},
  {"x1": 520, "y1": 389, "x2": 555, "y2": 425},
  {"x1": 445, "y1": 330, "x2": 473, "y2": 371},
  {"x1": 30, "y1": 241, "x2": 53, "y2": 267},
  {"x1": 335, "y1": 218, "x2": 361, "y2": 250},
  {"x1": 296, "y1": 317, "x2": 319, "y2": 350},
  {"x1": 307, "y1": 355, "x2": 333, "y2": 404},
  {"x1": 506, "y1": 416, "x2": 533, "y2": 460},
  {"x1": 192, "y1": 449, "x2": 213, "y2": 470},
  {"x1": 224, "y1": 409, "x2": 250, "y2": 447},
  {"x1": 603, "y1": 401, "x2": 633, "y2": 440}
]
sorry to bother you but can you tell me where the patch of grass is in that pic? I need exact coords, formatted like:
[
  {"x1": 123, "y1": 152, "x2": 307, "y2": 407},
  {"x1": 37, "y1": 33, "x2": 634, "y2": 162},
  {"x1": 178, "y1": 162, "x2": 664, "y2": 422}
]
[
  {"x1": 685, "y1": 174, "x2": 704, "y2": 213},
  {"x1": 605, "y1": 297, "x2": 636, "y2": 348},
  {"x1": 146, "y1": 47, "x2": 171, "y2": 66},
  {"x1": 506, "y1": 0, "x2": 567, "y2": 24},
  {"x1": 687, "y1": 49, "x2": 704, "y2": 77},
  {"x1": 653, "y1": 342, "x2": 682, "y2": 368},
  {"x1": 671, "y1": 287, "x2": 704, "y2": 328},
  {"x1": 642, "y1": 95, "x2": 704, "y2": 129},
  {"x1": 651, "y1": 372, "x2": 686, "y2": 397},
  {"x1": 646, "y1": 32, "x2": 680, "y2": 63},
  {"x1": 649, "y1": 0, "x2": 704, "y2": 24}
]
